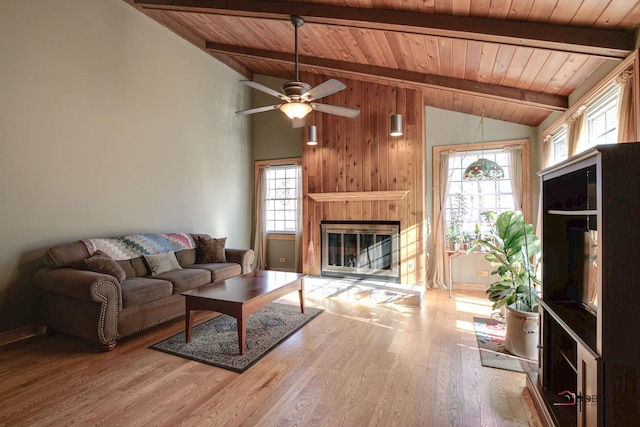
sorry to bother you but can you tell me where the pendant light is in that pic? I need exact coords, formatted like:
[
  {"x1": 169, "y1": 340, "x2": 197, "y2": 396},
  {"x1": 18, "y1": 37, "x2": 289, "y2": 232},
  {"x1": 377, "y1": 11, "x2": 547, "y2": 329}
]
[
  {"x1": 307, "y1": 125, "x2": 318, "y2": 145},
  {"x1": 390, "y1": 87, "x2": 403, "y2": 136},
  {"x1": 463, "y1": 110, "x2": 504, "y2": 180}
]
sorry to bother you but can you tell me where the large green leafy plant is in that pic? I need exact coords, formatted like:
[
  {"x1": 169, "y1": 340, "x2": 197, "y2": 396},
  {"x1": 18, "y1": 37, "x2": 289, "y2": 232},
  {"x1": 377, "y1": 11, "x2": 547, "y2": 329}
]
[{"x1": 469, "y1": 210, "x2": 541, "y2": 312}]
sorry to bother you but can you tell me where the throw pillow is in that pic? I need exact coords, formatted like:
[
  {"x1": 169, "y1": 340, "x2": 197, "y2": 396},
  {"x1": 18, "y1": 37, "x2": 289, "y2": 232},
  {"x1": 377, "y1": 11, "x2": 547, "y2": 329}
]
[
  {"x1": 195, "y1": 236, "x2": 227, "y2": 264},
  {"x1": 83, "y1": 250, "x2": 127, "y2": 283},
  {"x1": 144, "y1": 251, "x2": 182, "y2": 276}
]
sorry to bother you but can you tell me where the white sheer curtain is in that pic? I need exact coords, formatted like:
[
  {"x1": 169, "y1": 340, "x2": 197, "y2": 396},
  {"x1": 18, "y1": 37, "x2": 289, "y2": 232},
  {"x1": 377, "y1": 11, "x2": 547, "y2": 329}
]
[
  {"x1": 568, "y1": 108, "x2": 587, "y2": 156},
  {"x1": 428, "y1": 150, "x2": 453, "y2": 289},
  {"x1": 505, "y1": 145, "x2": 523, "y2": 213},
  {"x1": 536, "y1": 137, "x2": 552, "y2": 238},
  {"x1": 294, "y1": 163, "x2": 303, "y2": 272},
  {"x1": 253, "y1": 165, "x2": 269, "y2": 270},
  {"x1": 542, "y1": 135, "x2": 554, "y2": 169},
  {"x1": 617, "y1": 70, "x2": 636, "y2": 143}
]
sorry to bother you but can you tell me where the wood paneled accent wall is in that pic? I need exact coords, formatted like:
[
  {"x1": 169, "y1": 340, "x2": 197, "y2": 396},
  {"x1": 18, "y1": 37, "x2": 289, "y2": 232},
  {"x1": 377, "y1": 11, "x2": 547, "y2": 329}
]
[{"x1": 301, "y1": 72, "x2": 427, "y2": 286}]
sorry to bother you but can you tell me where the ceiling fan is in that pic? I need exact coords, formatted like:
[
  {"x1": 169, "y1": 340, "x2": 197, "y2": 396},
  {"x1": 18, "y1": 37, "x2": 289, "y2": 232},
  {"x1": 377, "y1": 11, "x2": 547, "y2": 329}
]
[{"x1": 235, "y1": 15, "x2": 361, "y2": 128}]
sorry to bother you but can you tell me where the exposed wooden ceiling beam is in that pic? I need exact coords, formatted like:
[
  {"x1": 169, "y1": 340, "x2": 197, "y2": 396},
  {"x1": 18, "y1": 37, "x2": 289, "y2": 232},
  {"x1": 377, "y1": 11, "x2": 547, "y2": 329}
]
[
  {"x1": 205, "y1": 42, "x2": 568, "y2": 111},
  {"x1": 135, "y1": 0, "x2": 635, "y2": 59}
]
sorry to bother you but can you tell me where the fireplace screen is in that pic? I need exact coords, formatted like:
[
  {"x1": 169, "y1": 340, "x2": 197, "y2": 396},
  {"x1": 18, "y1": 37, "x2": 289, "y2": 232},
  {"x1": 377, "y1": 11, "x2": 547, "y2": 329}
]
[{"x1": 320, "y1": 221, "x2": 400, "y2": 281}]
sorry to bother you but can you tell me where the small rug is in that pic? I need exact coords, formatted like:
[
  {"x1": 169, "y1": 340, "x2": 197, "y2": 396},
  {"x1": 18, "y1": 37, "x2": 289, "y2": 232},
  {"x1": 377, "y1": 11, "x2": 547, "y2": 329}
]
[
  {"x1": 473, "y1": 316, "x2": 538, "y2": 374},
  {"x1": 150, "y1": 303, "x2": 323, "y2": 373}
]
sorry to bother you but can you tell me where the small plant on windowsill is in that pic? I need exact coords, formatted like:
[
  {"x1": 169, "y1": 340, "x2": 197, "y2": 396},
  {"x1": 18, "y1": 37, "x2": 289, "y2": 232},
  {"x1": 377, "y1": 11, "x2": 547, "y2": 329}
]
[
  {"x1": 446, "y1": 228, "x2": 462, "y2": 251},
  {"x1": 447, "y1": 193, "x2": 468, "y2": 251}
]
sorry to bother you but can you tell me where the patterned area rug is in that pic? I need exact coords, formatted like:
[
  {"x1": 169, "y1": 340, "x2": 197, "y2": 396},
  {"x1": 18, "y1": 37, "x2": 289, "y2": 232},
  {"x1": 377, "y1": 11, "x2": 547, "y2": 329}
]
[
  {"x1": 473, "y1": 316, "x2": 538, "y2": 374},
  {"x1": 150, "y1": 303, "x2": 323, "y2": 373}
]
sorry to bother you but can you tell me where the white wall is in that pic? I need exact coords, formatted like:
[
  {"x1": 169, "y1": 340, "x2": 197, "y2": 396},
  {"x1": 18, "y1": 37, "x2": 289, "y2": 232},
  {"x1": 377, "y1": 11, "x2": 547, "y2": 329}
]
[
  {"x1": 0, "y1": 0, "x2": 252, "y2": 331},
  {"x1": 425, "y1": 107, "x2": 540, "y2": 287}
]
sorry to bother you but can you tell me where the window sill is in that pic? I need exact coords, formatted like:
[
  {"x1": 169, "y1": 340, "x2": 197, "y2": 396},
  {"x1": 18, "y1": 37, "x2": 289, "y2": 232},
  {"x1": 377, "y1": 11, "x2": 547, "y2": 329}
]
[{"x1": 267, "y1": 233, "x2": 296, "y2": 240}]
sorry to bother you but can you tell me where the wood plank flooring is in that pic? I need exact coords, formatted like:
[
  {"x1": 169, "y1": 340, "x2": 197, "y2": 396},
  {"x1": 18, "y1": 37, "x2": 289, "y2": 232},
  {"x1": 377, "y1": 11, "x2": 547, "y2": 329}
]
[{"x1": 0, "y1": 283, "x2": 542, "y2": 426}]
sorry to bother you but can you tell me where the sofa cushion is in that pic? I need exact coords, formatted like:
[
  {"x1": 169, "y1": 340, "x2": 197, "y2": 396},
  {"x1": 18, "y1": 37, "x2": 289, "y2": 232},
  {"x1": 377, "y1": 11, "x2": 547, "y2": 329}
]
[
  {"x1": 195, "y1": 236, "x2": 227, "y2": 264},
  {"x1": 115, "y1": 259, "x2": 136, "y2": 278},
  {"x1": 144, "y1": 252, "x2": 182, "y2": 276},
  {"x1": 189, "y1": 263, "x2": 242, "y2": 283},
  {"x1": 130, "y1": 257, "x2": 149, "y2": 277},
  {"x1": 82, "y1": 251, "x2": 127, "y2": 283},
  {"x1": 121, "y1": 277, "x2": 173, "y2": 308},
  {"x1": 175, "y1": 248, "x2": 196, "y2": 266},
  {"x1": 151, "y1": 268, "x2": 211, "y2": 293}
]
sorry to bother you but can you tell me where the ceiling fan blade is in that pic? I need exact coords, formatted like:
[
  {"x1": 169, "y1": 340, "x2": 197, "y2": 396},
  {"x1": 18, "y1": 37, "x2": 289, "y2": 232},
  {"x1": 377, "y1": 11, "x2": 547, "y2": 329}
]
[
  {"x1": 240, "y1": 80, "x2": 291, "y2": 102},
  {"x1": 302, "y1": 79, "x2": 346, "y2": 101},
  {"x1": 292, "y1": 117, "x2": 306, "y2": 129},
  {"x1": 311, "y1": 103, "x2": 361, "y2": 119},
  {"x1": 235, "y1": 104, "x2": 281, "y2": 115}
]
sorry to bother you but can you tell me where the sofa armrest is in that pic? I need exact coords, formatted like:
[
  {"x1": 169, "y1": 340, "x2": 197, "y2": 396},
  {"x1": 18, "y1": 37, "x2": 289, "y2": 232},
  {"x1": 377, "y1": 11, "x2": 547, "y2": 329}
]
[
  {"x1": 34, "y1": 268, "x2": 122, "y2": 347},
  {"x1": 35, "y1": 268, "x2": 122, "y2": 310},
  {"x1": 225, "y1": 249, "x2": 254, "y2": 274}
]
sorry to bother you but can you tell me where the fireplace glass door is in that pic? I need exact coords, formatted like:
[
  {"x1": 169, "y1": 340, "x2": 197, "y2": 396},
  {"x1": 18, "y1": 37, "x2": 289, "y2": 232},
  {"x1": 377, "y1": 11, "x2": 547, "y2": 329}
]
[{"x1": 321, "y1": 221, "x2": 400, "y2": 281}]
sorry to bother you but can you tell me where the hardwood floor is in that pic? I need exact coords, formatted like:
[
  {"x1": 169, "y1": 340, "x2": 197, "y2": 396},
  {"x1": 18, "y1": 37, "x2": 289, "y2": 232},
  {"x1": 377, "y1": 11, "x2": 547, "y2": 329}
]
[{"x1": 0, "y1": 282, "x2": 542, "y2": 426}]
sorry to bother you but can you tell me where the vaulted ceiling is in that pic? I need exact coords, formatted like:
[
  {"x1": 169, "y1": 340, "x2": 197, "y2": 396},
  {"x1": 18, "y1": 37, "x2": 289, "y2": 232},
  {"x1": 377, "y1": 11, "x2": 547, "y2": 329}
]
[{"x1": 125, "y1": 0, "x2": 640, "y2": 126}]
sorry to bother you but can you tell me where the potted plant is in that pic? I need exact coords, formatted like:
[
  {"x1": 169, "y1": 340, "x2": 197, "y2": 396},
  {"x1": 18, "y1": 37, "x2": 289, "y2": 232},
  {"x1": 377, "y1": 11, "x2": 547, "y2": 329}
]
[
  {"x1": 468, "y1": 210, "x2": 541, "y2": 360},
  {"x1": 446, "y1": 193, "x2": 468, "y2": 251},
  {"x1": 446, "y1": 228, "x2": 462, "y2": 251}
]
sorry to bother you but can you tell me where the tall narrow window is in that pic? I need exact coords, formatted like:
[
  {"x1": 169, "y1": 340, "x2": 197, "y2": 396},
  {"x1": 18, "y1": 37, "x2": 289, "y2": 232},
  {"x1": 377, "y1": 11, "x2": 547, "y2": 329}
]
[
  {"x1": 265, "y1": 165, "x2": 300, "y2": 233},
  {"x1": 586, "y1": 86, "x2": 620, "y2": 147},
  {"x1": 551, "y1": 127, "x2": 568, "y2": 163}
]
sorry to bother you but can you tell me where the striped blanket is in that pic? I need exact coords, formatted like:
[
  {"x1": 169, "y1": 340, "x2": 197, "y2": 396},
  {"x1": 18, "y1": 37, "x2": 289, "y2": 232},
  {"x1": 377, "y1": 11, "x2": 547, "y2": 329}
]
[{"x1": 82, "y1": 233, "x2": 196, "y2": 261}]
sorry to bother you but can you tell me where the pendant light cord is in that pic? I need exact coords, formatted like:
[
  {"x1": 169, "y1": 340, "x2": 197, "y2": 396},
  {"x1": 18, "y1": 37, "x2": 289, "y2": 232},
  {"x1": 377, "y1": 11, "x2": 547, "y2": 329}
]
[
  {"x1": 294, "y1": 22, "x2": 299, "y2": 81},
  {"x1": 395, "y1": 86, "x2": 398, "y2": 113},
  {"x1": 480, "y1": 108, "x2": 485, "y2": 158}
]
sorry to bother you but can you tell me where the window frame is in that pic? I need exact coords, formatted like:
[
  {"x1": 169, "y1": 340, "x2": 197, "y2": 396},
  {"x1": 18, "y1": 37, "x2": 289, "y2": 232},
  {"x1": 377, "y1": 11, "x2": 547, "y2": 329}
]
[
  {"x1": 445, "y1": 148, "x2": 518, "y2": 236},
  {"x1": 542, "y1": 50, "x2": 639, "y2": 167},
  {"x1": 254, "y1": 157, "x2": 302, "y2": 240},
  {"x1": 585, "y1": 85, "x2": 620, "y2": 148},
  {"x1": 432, "y1": 139, "x2": 531, "y2": 230},
  {"x1": 551, "y1": 126, "x2": 568, "y2": 164},
  {"x1": 264, "y1": 164, "x2": 300, "y2": 234}
]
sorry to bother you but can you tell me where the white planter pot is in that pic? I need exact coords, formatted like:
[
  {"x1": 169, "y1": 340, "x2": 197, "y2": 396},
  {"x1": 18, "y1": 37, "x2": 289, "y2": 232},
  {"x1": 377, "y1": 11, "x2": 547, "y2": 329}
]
[{"x1": 505, "y1": 304, "x2": 539, "y2": 360}]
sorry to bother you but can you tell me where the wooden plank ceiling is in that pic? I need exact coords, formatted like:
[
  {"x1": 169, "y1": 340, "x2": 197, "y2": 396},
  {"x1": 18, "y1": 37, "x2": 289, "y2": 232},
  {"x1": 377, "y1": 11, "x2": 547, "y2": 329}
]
[{"x1": 126, "y1": 0, "x2": 640, "y2": 126}]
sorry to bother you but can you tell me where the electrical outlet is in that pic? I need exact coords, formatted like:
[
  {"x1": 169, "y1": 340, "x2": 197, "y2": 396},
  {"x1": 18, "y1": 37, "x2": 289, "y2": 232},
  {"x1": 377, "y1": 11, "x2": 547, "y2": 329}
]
[
  {"x1": 477, "y1": 270, "x2": 489, "y2": 277},
  {"x1": 279, "y1": 257, "x2": 287, "y2": 263}
]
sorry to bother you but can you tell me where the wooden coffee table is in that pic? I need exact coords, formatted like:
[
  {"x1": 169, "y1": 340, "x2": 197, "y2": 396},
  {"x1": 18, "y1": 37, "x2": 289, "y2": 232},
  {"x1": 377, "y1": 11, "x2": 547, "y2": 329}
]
[{"x1": 181, "y1": 270, "x2": 306, "y2": 355}]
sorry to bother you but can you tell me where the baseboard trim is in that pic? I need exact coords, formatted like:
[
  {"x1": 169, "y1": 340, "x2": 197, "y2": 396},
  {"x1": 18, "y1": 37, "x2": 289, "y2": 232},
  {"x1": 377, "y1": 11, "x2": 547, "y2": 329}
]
[
  {"x1": 0, "y1": 324, "x2": 45, "y2": 347},
  {"x1": 451, "y1": 282, "x2": 490, "y2": 292},
  {"x1": 526, "y1": 372, "x2": 556, "y2": 427}
]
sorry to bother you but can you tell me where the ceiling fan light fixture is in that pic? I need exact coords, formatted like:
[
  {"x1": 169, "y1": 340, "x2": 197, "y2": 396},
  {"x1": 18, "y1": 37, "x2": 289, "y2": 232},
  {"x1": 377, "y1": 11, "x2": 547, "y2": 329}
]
[
  {"x1": 307, "y1": 125, "x2": 318, "y2": 145},
  {"x1": 280, "y1": 102, "x2": 312, "y2": 119}
]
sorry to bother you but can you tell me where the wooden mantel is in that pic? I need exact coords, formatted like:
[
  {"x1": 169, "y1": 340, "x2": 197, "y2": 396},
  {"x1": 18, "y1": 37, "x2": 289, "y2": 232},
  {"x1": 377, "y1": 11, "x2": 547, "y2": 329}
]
[{"x1": 307, "y1": 190, "x2": 409, "y2": 202}]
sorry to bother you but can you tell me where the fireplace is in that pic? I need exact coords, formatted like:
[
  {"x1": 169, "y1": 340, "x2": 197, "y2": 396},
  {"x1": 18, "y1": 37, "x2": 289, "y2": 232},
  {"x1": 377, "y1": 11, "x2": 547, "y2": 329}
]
[{"x1": 320, "y1": 221, "x2": 400, "y2": 282}]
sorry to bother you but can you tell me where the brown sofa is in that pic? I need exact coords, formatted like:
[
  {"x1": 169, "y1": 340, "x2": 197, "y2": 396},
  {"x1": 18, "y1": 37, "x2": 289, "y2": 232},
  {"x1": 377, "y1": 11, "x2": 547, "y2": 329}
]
[{"x1": 34, "y1": 233, "x2": 254, "y2": 351}]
